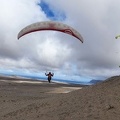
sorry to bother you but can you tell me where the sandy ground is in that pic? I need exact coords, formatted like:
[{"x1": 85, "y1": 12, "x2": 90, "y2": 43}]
[{"x1": 0, "y1": 75, "x2": 120, "y2": 120}]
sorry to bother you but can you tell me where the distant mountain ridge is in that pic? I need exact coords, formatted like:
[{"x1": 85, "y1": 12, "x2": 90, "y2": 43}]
[{"x1": 89, "y1": 79, "x2": 103, "y2": 84}]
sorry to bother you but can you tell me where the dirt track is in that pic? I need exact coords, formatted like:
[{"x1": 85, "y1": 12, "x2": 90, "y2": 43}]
[{"x1": 0, "y1": 76, "x2": 120, "y2": 120}]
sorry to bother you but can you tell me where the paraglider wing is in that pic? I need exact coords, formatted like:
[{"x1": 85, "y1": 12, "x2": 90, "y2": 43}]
[
  {"x1": 17, "y1": 21, "x2": 83, "y2": 43},
  {"x1": 115, "y1": 35, "x2": 120, "y2": 39}
]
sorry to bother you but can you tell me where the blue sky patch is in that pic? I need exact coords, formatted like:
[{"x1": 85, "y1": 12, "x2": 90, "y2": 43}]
[{"x1": 37, "y1": 0, "x2": 66, "y2": 21}]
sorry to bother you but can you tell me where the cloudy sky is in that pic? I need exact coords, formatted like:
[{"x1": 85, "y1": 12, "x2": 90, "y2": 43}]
[{"x1": 0, "y1": 0, "x2": 120, "y2": 81}]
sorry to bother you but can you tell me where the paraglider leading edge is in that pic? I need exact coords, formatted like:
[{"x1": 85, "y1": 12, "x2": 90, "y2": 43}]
[{"x1": 17, "y1": 21, "x2": 84, "y2": 43}]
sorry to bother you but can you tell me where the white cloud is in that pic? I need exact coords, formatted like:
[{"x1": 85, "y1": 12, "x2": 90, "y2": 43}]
[{"x1": 0, "y1": 0, "x2": 120, "y2": 81}]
